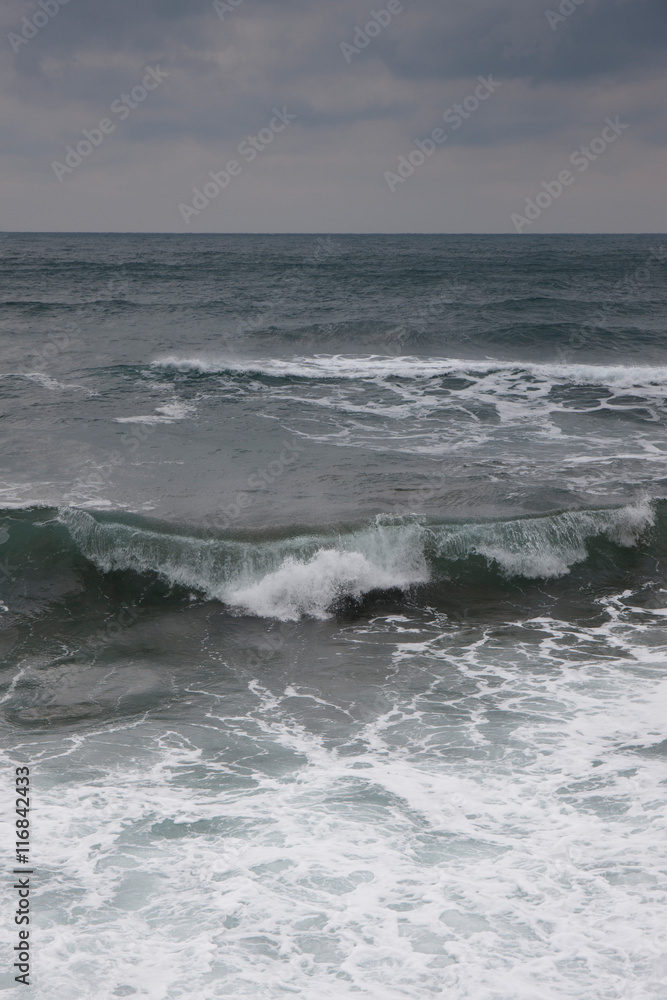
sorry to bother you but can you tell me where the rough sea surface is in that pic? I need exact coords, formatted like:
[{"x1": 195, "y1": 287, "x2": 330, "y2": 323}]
[{"x1": 1, "y1": 233, "x2": 667, "y2": 999}]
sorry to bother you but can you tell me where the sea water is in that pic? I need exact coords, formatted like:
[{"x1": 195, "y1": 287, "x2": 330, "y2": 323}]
[{"x1": 1, "y1": 233, "x2": 666, "y2": 999}]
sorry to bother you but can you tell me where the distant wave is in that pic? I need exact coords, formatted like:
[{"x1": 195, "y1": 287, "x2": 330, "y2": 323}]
[{"x1": 151, "y1": 354, "x2": 667, "y2": 390}]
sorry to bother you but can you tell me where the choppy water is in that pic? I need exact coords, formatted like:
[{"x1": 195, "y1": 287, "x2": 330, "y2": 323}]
[{"x1": 1, "y1": 233, "x2": 666, "y2": 999}]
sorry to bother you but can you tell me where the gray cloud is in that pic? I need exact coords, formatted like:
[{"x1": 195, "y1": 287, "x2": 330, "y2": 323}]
[
  {"x1": 377, "y1": 0, "x2": 667, "y2": 84},
  {"x1": 1, "y1": 0, "x2": 665, "y2": 231}
]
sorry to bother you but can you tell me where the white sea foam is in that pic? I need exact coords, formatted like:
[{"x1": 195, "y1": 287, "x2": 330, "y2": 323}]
[
  {"x1": 149, "y1": 356, "x2": 667, "y2": 488},
  {"x1": 227, "y1": 546, "x2": 429, "y2": 620},
  {"x1": 22, "y1": 371, "x2": 92, "y2": 393},
  {"x1": 152, "y1": 352, "x2": 667, "y2": 389},
  {"x1": 11, "y1": 604, "x2": 667, "y2": 999},
  {"x1": 114, "y1": 401, "x2": 195, "y2": 425}
]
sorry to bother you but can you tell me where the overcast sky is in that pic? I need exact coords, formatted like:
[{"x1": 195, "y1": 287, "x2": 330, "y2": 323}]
[{"x1": 1, "y1": 0, "x2": 665, "y2": 232}]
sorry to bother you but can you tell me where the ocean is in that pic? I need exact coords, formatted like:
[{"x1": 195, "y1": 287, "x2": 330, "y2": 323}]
[{"x1": 1, "y1": 233, "x2": 666, "y2": 999}]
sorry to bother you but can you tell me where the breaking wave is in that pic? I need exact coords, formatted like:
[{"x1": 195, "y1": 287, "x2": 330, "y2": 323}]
[
  {"x1": 0, "y1": 501, "x2": 660, "y2": 621},
  {"x1": 150, "y1": 353, "x2": 667, "y2": 389}
]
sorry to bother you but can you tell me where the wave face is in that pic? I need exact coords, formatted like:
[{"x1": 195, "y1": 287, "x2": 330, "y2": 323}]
[
  {"x1": 0, "y1": 501, "x2": 659, "y2": 622},
  {"x1": 61, "y1": 509, "x2": 433, "y2": 619}
]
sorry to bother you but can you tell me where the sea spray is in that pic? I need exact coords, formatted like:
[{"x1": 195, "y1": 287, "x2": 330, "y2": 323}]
[{"x1": 53, "y1": 502, "x2": 657, "y2": 619}]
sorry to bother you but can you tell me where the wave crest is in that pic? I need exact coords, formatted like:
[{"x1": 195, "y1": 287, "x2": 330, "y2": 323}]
[
  {"x1": 51, "y1": 502, "x2": 657, "y2": 620},
  {"x1": 151, "y1": 353, "x2": 667, "y2": 390}
]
